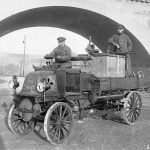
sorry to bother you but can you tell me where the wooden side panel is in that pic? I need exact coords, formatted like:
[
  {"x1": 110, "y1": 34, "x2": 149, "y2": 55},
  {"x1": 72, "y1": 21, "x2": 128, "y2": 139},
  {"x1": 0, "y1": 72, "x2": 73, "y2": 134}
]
[
  {"x1": 100, "y1": 77, "x2": 111, "y2": 91},
  {"x1": 139, "y1": 77, "x2": 150, "y2": 88},
  {"x1": 110, "y1": 77, "x2": 124, "y2": 90},
  {"x1": 111, "y1": 77, "x2": 138, "y2": 90},
  {"x1": 100, "y1": 77, "x2": 139, "y2": 91},
  {"x1": 80, "y1": 73, "x2": 93, "y2": 92},
  {"x1": 123, "y1": 77, "x2": 138, "y2": 89}
]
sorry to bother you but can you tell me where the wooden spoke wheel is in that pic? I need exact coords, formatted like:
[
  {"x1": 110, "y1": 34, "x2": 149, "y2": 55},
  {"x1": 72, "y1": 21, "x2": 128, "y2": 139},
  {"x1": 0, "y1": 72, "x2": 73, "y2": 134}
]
[
  {"x1": 7, "y1": 104, "x2": 33, "y2": 135},
  {"x1": 121, "y1": 91, "x2": 142, "y2": 125},
  {"x1": 44, "y1": 102, "x2": 73, "y2": 145}
]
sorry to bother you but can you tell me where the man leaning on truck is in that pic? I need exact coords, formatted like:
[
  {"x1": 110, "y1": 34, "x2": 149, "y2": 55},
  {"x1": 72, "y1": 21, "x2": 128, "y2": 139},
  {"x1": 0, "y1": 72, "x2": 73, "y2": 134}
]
[{"x1": 107, "y1": 24, "x2": 133, "y2": 76}]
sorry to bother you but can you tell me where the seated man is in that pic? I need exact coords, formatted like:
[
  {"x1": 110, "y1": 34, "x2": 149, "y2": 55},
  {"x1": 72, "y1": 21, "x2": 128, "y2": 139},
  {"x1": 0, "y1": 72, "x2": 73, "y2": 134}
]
[{"x1": 45, "y1": 37, "x2": 72, "y2": 69}]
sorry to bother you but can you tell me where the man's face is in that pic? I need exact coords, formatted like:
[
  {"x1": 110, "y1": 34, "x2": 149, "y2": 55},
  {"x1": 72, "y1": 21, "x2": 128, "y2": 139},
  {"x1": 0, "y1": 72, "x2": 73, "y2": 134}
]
[
  {"x1": 58, "y1": 41, "x2": 65, "y2": 47},
  {"x1": 117, "y1": 28, "x2": 124, "y2": 34}
]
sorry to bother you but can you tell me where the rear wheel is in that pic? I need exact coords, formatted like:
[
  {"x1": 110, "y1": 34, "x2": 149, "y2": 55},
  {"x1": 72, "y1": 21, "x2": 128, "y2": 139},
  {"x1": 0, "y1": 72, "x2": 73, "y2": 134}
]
[
  {"x1": 121, "y1": 91, "x2": 142, "y2": 125},
  {"x1": 44, "y1": 102, "x2": 73, "y2": 145},
  {"x1": 7, "y1": 104, "x2": 33, "y2": 135}
]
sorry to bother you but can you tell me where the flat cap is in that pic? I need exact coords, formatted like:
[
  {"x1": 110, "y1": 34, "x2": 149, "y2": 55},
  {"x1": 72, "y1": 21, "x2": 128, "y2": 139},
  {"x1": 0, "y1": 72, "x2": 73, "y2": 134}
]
[
  {"x1": 117, "y1": 24, "x2": 125, "y2": 30},
  {"x1": 57, "y1": 37, "x2": 66, "y2": 42},
  {"x1": 13, "y1": 75, "x2": 17, "y2": 79}
]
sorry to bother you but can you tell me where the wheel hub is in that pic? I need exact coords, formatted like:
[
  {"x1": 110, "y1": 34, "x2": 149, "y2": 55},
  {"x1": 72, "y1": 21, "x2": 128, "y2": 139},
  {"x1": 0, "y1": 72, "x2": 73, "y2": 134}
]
[{"x1": 57, "y1": 119, "x2": 64, "y2": 126}]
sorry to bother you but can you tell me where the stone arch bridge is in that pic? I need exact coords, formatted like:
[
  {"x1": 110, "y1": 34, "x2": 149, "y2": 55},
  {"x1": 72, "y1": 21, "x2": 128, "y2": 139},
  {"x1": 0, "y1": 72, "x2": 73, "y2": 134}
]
[{"x1": 0, "y1": 0, "x2": 150, "y2": 71}]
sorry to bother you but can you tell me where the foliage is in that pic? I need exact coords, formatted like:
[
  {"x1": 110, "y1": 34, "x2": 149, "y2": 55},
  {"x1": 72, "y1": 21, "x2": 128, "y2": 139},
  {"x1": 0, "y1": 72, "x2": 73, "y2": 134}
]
[{"x1": 3, "y1": 64, "x2": 20, "y2": 76}]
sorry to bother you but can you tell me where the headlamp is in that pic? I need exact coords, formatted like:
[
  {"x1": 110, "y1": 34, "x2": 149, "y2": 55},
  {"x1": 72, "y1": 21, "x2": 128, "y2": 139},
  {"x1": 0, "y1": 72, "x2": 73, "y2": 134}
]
[
  {"x1": 8, "y1": 76, "x2": 19, "y2": 89},
  {"x1": 37, "y1": 82, "x2": 45, "y2": 93},
  {"x1": 37, "y1": 77, "x2": 55, "y2": 93}
]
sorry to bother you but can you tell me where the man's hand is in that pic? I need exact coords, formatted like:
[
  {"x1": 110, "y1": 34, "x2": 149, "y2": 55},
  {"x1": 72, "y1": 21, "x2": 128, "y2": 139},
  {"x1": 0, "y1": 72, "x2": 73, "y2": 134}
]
[
  {"x1": 56, "y1": 55, "x2": 61, "y2": 60},
  {"x1": 114, "y1": 43, "x2": 120, "y2": 48}
]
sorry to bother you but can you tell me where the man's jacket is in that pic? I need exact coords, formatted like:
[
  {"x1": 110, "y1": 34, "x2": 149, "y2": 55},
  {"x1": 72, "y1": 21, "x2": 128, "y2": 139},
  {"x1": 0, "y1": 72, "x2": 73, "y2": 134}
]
[
  {"x1": 108, "y1": 33, "x2": 132, "y2": 53},
  {"x1": 50, "y1": 45, "x2": 71, "y2": 63}
]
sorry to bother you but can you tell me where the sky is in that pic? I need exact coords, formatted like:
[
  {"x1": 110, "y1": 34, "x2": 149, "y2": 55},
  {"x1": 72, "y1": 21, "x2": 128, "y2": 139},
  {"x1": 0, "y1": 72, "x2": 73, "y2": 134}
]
[{"x1": 0, "y1": 27, "x2": 91, "y2": 56}]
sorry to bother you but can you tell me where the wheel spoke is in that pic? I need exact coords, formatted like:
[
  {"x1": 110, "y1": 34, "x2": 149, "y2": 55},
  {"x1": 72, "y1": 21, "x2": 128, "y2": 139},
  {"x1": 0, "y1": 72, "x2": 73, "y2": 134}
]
[
  {"x1": 125, "y1": 109, "x2": 131, "y2": 116},
  {"x1": 14, "y1": 120, "x2": 22, "y2": 129},
  {"x1": 129, "y1": 97, "x2": 134, "y2": 106},
  {"x1": 128, "y1": 111, "x2": 133, "y2": 122},
  {"x1": 127, "y1": 110, "x2": 132, "y2": 119},
  {"x1": 49, "y1": 121, "x2": 56, "y2": 126},
  {"x1": 63, "y1": 120, "x2": 72, "y2": 125},
  {"x1": 128, "y1": 110, "x2": 134, "y2": 122},
  {"x1": 130, "y1": 94, "x2": 134, "y2": 105},
  {"x1": 53, "y1": 127, "x2": 58, "y2": 139},
  {"x1": 21, "y1": 122, "x2": 26, "y2": 132},
  {"x1": 59, "y1": 106, "x2": 62, "y2": 118},
  {"x1": 62, "y1": 126, "x2": 69, "y2": 134},
  {"x1": 63, "y1": 113, "x2": 72, "y2": 121},
  {"x1": 62, "y1": 107, "x2": 67, "y2": 118},
  {"x1": 49, "y1": 126, "x2": 56, "y2": 133},
  {"x1": 135, "y1": 94, "x2": 139, "y2": 103},
  {"x1": 131, "y1": 111, "x2": 135, "y2": 122},
  {"x1": 126, "y1": 106, "x2": 133, "y2": 109},
  {"x1": 14, "y1": 114, "x2": 21, "y2": 118},
  {"x1": 17, "y1": 122, "x2": 23, "y2": 132},
  {"x1": 57, "y1": 128, "x2": 61, "y2": 142},
  {"x1": 60, "y1": 127, "x2": 65, "y2": 140},
  {"x1": 134, "y1": 95, "x2": 140, "y2": 106},
  {"x1": 12, "y1": 118, "x2": 22, "y2": 122},
  {"x1": 50, "y1": 113, "x2": 57, "y2": 121},
  {"x1": 127, "y1": 98, "x2": 132, "y2": 106},
  {"x1": 135, "y1": 107, "x2": 140, "y2": 110},
  {"x1": 54, "y1": 108, "x2": 59, "y2": 119},
  {"x1": 132, "y1": 111, "x2": 137, "y2": 121},
  {"x1": 24, "y1": 122, "x2": 28, "y2": 130}
]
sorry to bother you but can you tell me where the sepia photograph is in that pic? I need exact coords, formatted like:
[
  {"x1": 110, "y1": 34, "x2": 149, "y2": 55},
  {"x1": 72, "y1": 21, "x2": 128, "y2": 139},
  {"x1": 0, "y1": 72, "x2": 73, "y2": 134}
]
[{"x1": 0, "y1": 0, "x2": 150, "y2": 149}]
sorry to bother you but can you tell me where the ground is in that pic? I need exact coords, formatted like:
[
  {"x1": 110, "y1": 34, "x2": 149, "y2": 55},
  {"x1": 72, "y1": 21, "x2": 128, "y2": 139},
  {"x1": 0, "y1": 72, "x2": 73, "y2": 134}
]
[{"x1": 0, "y1": 76, "x2": 150, "y2": 150}]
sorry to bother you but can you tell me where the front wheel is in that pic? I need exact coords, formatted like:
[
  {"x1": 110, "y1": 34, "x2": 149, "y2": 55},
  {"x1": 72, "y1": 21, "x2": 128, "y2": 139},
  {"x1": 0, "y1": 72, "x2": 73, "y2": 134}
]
[
  {"x1": 7, "y1": 104, "x2": 33, "y2": 135},
  {"x1": 44, "y1": 102, "x2": 73, "y2": 145}
]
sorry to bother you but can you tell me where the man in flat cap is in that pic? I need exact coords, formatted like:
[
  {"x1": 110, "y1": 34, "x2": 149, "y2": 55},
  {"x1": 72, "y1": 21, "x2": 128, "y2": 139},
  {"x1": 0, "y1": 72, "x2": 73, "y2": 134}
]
[
  {"x1": 45, "y1": 37, "x2": 72, "y2": 68},
  {"x1": 107, "y1": 24, "x2": 133, "y2": 76}
]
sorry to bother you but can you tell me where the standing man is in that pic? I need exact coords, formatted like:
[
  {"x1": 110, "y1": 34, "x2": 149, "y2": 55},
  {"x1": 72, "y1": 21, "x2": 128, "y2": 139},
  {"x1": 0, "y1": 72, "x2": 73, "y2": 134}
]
[
  {"x1": 107, "y1": 24, "x2": 133, "y2": 76},
  {"x1": 45, "y1": 37, "x2": 72, "y2": 68}
]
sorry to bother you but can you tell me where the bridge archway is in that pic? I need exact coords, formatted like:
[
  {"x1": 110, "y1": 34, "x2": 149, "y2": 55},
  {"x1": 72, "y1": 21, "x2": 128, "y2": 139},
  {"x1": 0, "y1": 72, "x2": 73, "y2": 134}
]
[{"x1": 0, "y1": 6, "x2": 149, "y2": 68}]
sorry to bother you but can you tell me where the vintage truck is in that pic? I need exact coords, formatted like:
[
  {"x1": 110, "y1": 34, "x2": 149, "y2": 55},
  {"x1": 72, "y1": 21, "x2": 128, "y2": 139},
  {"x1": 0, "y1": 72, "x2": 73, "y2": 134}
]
[{"x1": 7, "y1": 50, "x2": 148, "y2": 145}]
